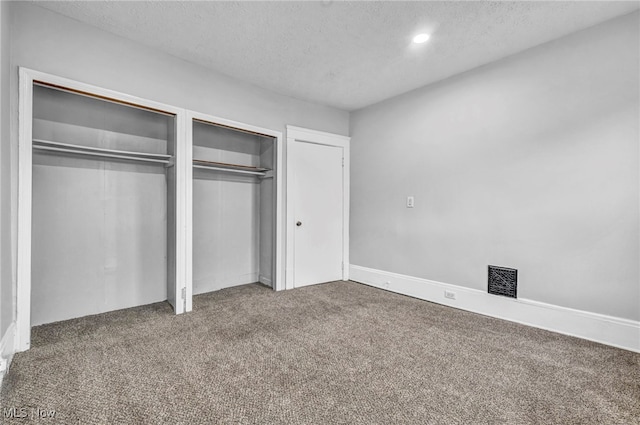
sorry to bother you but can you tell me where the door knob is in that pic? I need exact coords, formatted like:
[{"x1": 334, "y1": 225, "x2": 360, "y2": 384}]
[{"x1": 296, "y1": 221, "x2": 302, "y2": 227}]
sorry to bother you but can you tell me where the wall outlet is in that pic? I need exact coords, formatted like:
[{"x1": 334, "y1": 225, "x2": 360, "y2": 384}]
[
  {"x1": 406, "y1": 196, "x2": 415, "y2": 208},
  {"x1": 444, "y1": 290, "x2": 456, "y2": 300}
]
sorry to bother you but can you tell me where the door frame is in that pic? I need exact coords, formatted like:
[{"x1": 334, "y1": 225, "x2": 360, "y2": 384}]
[
  {"x1": 16, "y1": 68, "x2": 188, "y2": 352},
  {"x1": 285, "y1": 125, "x2": 350, "y2": 290}
]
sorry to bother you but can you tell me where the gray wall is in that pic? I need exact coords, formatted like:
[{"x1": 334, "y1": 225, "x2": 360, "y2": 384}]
[
  {"x1": 350, "y1": 12, "x2": 639, "y2": 321},
  {"x1": 1, "y1": 0, "x2": 12, "y2": 337}
]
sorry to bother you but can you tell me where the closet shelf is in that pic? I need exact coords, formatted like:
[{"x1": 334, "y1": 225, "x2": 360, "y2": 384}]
[
  {"x1": 192, "y1": 159, "x2": 270, "y2": 176},
  {"x1": 32, "y1": 139, "x2": 172, "y2": 165}
]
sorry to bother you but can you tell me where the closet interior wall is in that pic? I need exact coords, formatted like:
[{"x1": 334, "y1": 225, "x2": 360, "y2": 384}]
[
  {"x1": 31, "y1": 84, "x2": 176, "y2": 325},
  {"x1": 192, "y1": 121, "x2": 275, "y2": 294}
]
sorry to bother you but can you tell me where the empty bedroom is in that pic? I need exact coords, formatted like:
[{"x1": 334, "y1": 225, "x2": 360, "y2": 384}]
[{"x1": 0, "y1": 1, "x2": 638, "y2": 424}]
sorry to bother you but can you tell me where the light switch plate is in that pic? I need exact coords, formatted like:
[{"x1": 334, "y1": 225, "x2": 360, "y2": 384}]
[{"x1": 407, "y1": 196, "x2": 415, "y2": 208}]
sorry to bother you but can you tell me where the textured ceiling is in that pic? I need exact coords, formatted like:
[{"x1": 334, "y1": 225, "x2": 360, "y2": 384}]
[{"x1": 32, "y1": 1, "x2": 639, "y2": 111}]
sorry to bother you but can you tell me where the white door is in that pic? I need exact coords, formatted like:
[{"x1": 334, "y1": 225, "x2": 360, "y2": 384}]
[{"x1": 291, "y1": 141, "x2": 344, "y2": 287}]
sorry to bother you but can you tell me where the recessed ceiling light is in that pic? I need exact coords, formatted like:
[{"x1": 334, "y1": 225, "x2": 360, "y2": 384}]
[{"x1": 412, "y1": 33, "x2": 430, "y2": 44}]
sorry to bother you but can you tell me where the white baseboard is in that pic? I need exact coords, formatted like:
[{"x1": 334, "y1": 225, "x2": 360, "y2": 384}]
[
  {"x1": 0, "y1": 322, "x2": 16, "y2": 387},
  {"x1": 192, "y1": 272, "x2": 259, "y2": 295},
  {"x1": 259, "y1": 275, "x2": 272, "y2": 287},
  {"x1": 350, "y1": 265, "x2": 640, "y2": 353}
]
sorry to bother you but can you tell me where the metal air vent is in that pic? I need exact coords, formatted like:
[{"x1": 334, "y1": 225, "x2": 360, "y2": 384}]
[{"x1": 488, "y1": 265, "x2": 517, "y2": 298}]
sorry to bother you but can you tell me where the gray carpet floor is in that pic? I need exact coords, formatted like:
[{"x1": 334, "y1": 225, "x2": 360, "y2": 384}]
[{"x1": 1, "y1": 281, "x2": 638, "y2": 424}]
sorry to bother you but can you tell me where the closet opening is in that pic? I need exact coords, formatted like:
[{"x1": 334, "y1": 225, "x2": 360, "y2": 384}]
[
  {"x1": 17, "y1": 68, "x2": 284, "y2": 351},
  {"x1": 191, "y1": 118, "x2": 276, "y2": 295},
  {"x1": 30, "y1": 82, "x2": 181, "y2": 326}
]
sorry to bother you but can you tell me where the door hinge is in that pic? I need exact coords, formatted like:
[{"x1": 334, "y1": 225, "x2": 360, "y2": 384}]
[
  {"x1": 181, "y1": 287, "x2": 186, "y2": 300},
  {"x1": 342, "y1": 157, "x2": 344, "y2": 167}
]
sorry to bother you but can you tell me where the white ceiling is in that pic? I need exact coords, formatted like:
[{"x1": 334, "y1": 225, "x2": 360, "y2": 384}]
[{"x1": 32, "y1": 1, "x2": 639, "y2": 111}]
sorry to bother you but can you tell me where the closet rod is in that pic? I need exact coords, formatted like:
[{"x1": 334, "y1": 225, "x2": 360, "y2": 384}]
[
  {"x1": 193, "y1": 164, "x2": 266, "y2": 176},
  {"x1": 33, "y1": 139, "x2": 171, "y2": 160},
  {"x1": 33, "y1": 145, "x2": 171, "y2": 165}
]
